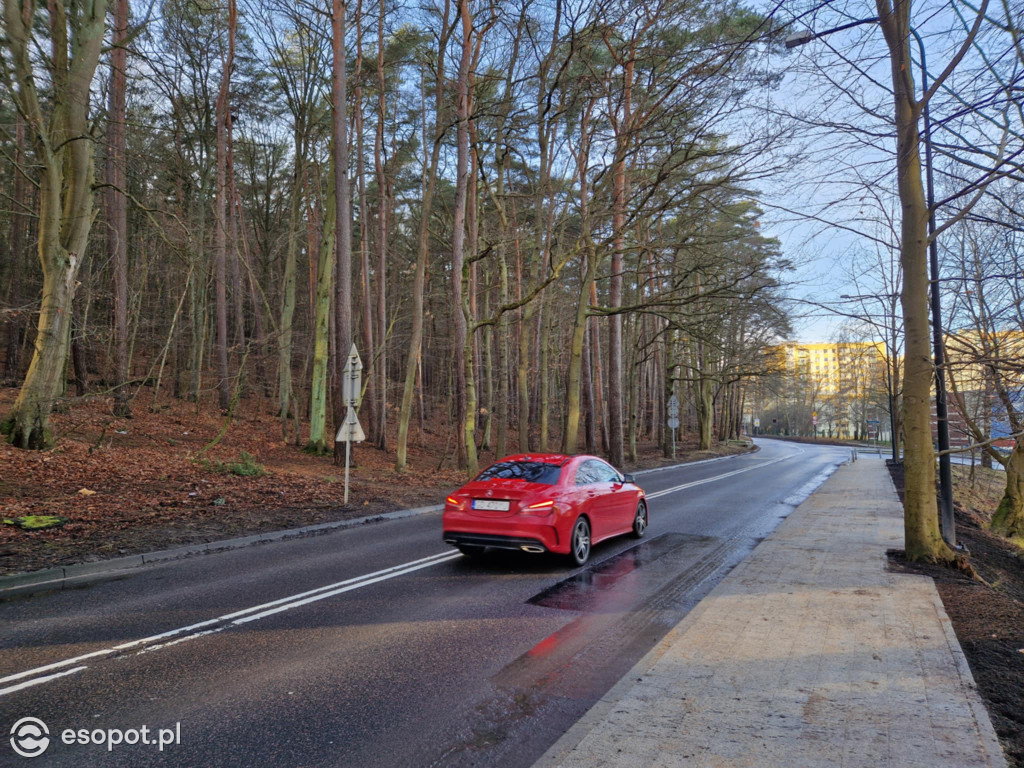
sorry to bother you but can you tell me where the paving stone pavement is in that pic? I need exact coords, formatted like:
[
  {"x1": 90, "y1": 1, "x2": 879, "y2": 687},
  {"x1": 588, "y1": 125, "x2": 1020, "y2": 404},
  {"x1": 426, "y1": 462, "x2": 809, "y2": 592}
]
[{"x1": 535, "y1": 458, "x2": 1007, "y2": 768}]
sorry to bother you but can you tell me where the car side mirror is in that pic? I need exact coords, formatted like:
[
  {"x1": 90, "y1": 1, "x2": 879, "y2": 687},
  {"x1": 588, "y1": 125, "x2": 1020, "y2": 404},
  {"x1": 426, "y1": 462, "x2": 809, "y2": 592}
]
[{"x1": 622, "y1": 473, "x2": 634, "y2": 484}]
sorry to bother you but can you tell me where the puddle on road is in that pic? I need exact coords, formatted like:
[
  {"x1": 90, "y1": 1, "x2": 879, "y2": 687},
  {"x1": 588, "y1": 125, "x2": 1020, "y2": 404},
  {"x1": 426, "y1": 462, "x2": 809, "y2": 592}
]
[{"x1": 527, "y1": 533, "x2": 717, "y2": 612}]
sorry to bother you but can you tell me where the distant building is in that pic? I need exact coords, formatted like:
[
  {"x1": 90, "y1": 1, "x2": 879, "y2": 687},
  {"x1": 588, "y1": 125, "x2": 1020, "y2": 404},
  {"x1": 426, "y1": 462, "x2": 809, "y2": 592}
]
[{"x1": 749, "y1": 341, "x2": 891, "y2": 440}]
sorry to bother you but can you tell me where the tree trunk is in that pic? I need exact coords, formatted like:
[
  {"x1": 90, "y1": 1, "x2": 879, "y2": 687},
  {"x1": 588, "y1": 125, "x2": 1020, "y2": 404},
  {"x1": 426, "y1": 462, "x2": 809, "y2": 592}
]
[
  {"x1": 108, "y1": 0, "x2": 130, "y2": 417},
  {"x1": 374, "y1": 0, "x2": 388, "y2": 450},
  {"x1": 877, "y1": 0, "x2": 954, "y2": 562},
  {"x1": 279, "y1": 133, "x2": 304, "y2": 437},
  {"x1": 332, "y1": 0, "x2": 354, "y2": 466},
  {"x1": 308, "y1": 169, "x2": 337, "y2": 453},
  {"x1": 452, "y1": 0, "x2": 473, "y2": 472},
  {"x1": 992, "y1": 439, "x2": 1024, "y2": 538},
  {"x1": 397, "y1": 7, "x2": 450, "y2": 471},
  {"x1": 213, "y1": 0, "x2": 236, "y2": 412}
]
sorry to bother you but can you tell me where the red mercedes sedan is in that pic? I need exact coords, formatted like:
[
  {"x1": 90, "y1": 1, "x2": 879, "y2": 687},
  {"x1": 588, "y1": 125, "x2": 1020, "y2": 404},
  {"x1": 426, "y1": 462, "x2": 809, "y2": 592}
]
[{"x1": 442, "y1": 454, "x2": 647, "y2": 565}]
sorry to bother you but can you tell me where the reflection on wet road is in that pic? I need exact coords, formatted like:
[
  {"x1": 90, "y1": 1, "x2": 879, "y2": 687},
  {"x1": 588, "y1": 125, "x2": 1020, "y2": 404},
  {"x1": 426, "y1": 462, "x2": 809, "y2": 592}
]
[{"x1": 527, "y1": 533, "x2": 716, "y2": 612}]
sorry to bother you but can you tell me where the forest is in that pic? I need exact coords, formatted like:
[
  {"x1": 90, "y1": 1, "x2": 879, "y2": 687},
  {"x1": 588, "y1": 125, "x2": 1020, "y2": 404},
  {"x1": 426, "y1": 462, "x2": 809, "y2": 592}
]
[{"x1": 0, "y1": 0, "x2": 792, "y2": 476}]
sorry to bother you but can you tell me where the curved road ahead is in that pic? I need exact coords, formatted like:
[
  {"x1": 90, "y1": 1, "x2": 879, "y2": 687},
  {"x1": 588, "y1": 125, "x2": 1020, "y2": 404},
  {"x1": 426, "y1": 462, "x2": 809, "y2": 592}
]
[{"x1": 0, "y1": 439, "x2": 851, "y2": 767}]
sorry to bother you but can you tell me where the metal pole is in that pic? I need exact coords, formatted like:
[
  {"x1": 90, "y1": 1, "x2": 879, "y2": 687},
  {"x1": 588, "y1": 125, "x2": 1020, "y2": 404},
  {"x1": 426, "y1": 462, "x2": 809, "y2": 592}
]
[
  {"x1": 344, "y1": 413, "x2": 352, "y2": 505},
  {"x1": 912, "y1": 29, "x2": 955, "y2": 547}
]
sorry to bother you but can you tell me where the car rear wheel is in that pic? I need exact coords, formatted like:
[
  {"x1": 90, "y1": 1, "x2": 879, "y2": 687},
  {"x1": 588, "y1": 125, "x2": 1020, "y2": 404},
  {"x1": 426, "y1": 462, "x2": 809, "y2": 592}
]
[
  {"x1": 569, "y1": 517, "x2": 591, "y2": 566},
  {"x1": 632, "y1": 501, "x2": 648, "y2": 539},
  {"x1": 457, "y1": 544, "x2": 485, "y2": 557}
]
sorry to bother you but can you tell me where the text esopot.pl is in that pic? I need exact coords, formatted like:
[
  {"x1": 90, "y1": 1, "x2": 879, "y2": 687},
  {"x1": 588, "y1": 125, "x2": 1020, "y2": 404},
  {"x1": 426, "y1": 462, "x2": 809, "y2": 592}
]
[{"x1": 9, "y1": 717, "x2": 182, "y2": 758}]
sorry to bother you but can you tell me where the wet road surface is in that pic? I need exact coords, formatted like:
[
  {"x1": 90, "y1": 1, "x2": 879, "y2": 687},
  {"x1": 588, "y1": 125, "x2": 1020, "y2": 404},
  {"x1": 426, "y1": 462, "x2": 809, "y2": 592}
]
[{"x1": 0, "y1": 439, "x2": 850, "y2": 767}]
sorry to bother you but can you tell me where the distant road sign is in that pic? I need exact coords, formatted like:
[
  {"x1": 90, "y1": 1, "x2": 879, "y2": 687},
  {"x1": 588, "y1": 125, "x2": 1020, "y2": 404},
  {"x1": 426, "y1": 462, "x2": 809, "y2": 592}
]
[
  {"x1": 667, "y1": 394, "x2": 680, "y2": 418},
  {"x1": 754, "y1": 418, "x2": 760, "y2": 428},
  {"x1": 667, "y1": 416, "x2": 680, "y2": 430}
]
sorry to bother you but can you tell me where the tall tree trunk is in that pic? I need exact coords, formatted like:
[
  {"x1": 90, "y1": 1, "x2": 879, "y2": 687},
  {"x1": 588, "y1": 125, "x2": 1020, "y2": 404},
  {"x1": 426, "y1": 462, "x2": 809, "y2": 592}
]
[
  {"x1": 308, "y1": 170, "x2": 337, "y2": 453},
  {"x1": 108, "y1": 0, "x2": 130, "y2": 417},
  {"x1": 563, "y1": 101, "x2": 596, "y2": 454},
  {"x1": 452, "y1": 0, "x2": 473, "y2": 472},
  {"x1": 332, "y1": 0, "x2": 354, "y2": 465},
  {"x1": 396, "y1": 4, "x2": 451, "y2": 471},
  {"x1": 213, "y1": 0, "x2": 236, "y2": 412},
  {"x1": 355, "y1": 9, "x2": 378, "y2": 446},
  {"x1": 278, "y1": 132, "x2": 304, "y2": 437},
  {"x1": 607, "y1": 56, "x2": 633, "y2": 468},
  {"x1": 877, "y1": 0, "x2": 953, "y2": 562},
  {"x1": 374, "y1": 0, "x2": 389, "y2": 450}
]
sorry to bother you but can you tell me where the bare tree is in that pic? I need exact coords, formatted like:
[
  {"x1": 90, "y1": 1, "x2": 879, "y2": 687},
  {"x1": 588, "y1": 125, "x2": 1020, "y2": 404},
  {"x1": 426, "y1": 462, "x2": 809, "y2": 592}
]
[{"x1": 1, "y1": 0, "x2": 108, "y2": 448}]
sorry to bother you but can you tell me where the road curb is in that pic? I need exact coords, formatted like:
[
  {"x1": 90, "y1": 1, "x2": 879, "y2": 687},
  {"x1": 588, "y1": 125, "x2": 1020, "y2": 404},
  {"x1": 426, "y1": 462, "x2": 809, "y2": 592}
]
[{"x1": 0, "y1": 504, "x2": 443, "y2": 598}]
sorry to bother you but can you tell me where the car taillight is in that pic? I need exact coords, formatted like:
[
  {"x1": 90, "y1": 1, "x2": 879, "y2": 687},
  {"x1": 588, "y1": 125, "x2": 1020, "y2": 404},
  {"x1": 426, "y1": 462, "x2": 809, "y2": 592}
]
[
  {"x1": 446, "y1": 495, "x2": 461, "y2": 508},
  {"x1": 523, "y1": 499, "x2": 555, "y2": 513}
]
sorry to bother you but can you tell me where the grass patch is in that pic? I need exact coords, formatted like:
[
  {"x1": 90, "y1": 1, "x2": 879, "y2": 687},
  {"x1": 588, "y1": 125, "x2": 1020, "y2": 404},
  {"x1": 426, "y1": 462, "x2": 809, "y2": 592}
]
[
  {"x1": 3, "y1": 515, "x2": 69, "y2": 531},
  {"x1": 200, "y1": 451, "x2": 267, "y2": 477}
]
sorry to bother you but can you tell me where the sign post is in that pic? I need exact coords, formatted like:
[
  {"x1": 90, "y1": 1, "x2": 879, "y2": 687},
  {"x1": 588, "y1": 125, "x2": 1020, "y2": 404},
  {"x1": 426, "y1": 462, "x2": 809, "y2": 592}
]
[
  {"x1": 336, "y1": 344, "x2": 364, "y2": 504},
  {"x1": 667, "y1": 394, "x2": 680, "y2": 459},
  {"x1": 812, "y1": 410, "x2": 817, "y2": 439},
  {"x1": 867, "y1": 418, "x2": 880, "y2": 448}
]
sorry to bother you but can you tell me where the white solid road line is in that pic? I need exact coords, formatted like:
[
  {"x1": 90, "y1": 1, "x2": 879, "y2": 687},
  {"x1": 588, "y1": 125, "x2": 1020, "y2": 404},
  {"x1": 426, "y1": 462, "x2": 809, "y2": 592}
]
[
  {"x1": 232, "y1": 552, "x2": 463, "y2": 625},
  {"x1": 0, "y1": 665, "x2": 88, "y2": 697},
  {"x1": 220, "y1": 549, "x2": 456, "y2": 622},
  {"x1": 0, "y1": 648, "x2": 116, "y2": 687},
  {"x1": 0, "y1": 550, "x2": 460, "y2": 697},
  {"x1": 646, "y1": 448, "x2": 803, "y2": 500}
]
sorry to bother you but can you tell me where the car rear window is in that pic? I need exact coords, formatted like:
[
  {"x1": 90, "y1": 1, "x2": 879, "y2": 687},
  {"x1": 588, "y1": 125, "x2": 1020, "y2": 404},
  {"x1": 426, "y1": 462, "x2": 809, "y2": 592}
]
[{"x1": 474, "y1": 461, "x2": 562, "y2": 485}]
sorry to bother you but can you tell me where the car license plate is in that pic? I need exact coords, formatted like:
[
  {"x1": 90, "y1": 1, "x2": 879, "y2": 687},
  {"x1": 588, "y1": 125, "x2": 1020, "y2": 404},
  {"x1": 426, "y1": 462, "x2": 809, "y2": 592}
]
[{"x1": 472, "y1": 499, "x2": 510, "y2": 511}]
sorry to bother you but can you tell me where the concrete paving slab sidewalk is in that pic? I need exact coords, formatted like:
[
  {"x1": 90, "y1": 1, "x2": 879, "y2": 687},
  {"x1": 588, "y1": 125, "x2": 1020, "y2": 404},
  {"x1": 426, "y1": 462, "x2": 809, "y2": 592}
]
[{"x1": 535, "y1": 458, "x2": 1007, "y2": 768}]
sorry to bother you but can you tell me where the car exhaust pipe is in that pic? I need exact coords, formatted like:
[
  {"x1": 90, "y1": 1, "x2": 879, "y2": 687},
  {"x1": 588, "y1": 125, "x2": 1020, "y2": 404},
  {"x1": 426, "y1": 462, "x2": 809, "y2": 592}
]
[{"x1": 520, "y1": 545, "x2": 545, "y2": 554}]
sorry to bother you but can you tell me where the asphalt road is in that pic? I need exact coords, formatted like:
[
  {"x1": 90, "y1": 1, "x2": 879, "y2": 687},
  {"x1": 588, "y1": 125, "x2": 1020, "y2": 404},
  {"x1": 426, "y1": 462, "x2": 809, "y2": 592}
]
[{"x1": 0, "y1": 438, "x2": 851, "y2": 768}]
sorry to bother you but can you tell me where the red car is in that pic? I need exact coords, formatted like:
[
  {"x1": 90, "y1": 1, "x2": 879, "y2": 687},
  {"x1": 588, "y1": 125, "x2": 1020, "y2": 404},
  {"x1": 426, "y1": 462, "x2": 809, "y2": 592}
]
[{"x1": 442, "y1": 454, "x2": 647, "y2": 565}]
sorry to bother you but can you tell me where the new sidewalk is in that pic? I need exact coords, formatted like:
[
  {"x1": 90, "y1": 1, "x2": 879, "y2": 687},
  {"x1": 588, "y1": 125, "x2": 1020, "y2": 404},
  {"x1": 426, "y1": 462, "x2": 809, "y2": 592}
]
[{"x1": 536, "y1": 458, "x2": 1007, "y2": 768}]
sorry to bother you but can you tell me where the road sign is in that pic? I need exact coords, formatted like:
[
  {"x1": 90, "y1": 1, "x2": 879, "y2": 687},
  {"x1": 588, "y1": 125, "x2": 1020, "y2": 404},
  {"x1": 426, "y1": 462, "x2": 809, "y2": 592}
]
[
  {"x1": 335, "y1": 407, "x2": 365, "y2": 444},
  {"x1": 866, "y1": 419, "x2": 880, "y2": 425},
  {"x1": 812, "y1": 416, "x2": 817, "y2": 426},
  {"x1": 667, "y1": 395, "x2": 680, "y2": 416},
  {"x1": 667, "y1": 416, "x2": 680, "y2": 430},
  {"x1": 754, "y1": 418, "x2": 760, "y2": 428},
  {"x1": 343, "y1": 344, "x2": 363, "y2": 407}
]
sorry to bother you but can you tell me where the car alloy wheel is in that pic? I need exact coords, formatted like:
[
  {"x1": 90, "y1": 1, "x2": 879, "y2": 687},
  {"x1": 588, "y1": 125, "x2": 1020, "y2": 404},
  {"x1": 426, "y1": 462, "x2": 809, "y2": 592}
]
[
  {"x1": 632, "y1": 501, "x2": 648, "y2": 538},
  {"x1": 570, "y1": 517, "x2": 591, "y2": 566}
]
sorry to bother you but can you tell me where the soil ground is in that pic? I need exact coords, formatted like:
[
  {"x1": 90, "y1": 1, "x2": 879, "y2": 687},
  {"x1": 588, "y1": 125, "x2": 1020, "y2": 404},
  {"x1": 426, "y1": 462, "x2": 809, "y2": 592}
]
[
  {"x1": 887, "y1": 461, "x2": 1024, "y2": 767},
  {"x1": 0, "y1": 388, "x2": 750, "y2": 576}
]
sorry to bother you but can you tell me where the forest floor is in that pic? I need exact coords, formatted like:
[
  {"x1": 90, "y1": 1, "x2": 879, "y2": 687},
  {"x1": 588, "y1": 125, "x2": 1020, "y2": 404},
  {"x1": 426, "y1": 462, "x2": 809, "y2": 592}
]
[
  {"x1": 0, "y1": 387, "x2": 751, "y2": 576},
  {"x1": 888, "y1": 462, "x2": 1024, "y2": 767}
]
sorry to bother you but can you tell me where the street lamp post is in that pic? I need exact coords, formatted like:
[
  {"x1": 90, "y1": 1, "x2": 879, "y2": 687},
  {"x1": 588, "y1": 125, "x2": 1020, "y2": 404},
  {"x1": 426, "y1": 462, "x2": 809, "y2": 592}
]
[{"x1": 789, "y1": 20, "x2": 956, "y2": 547}]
